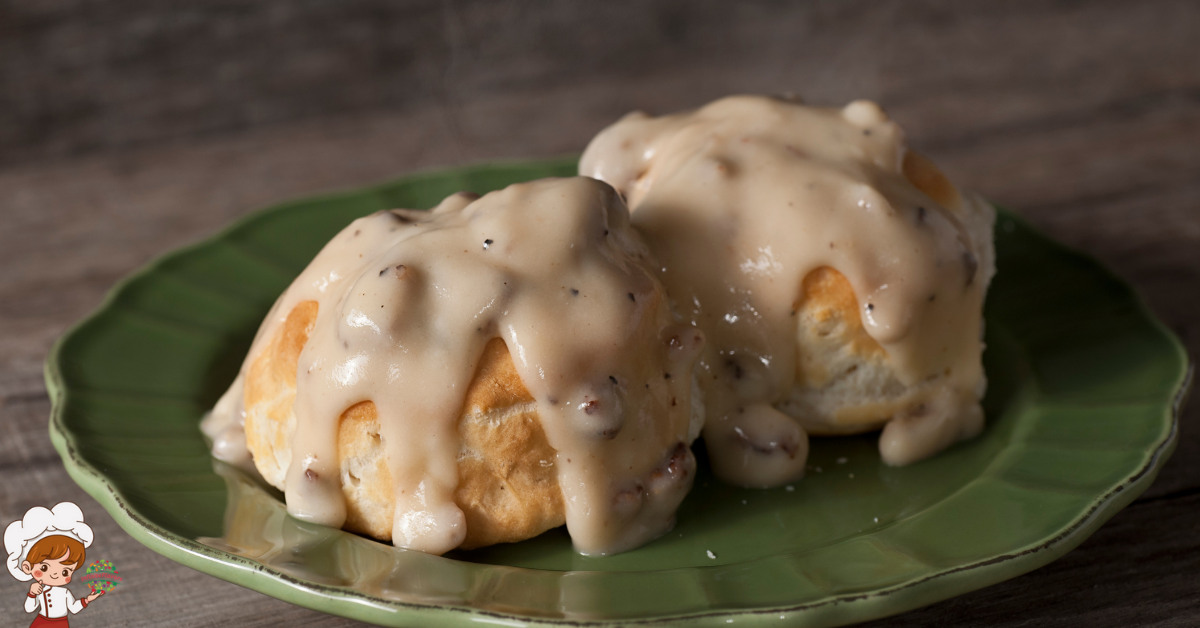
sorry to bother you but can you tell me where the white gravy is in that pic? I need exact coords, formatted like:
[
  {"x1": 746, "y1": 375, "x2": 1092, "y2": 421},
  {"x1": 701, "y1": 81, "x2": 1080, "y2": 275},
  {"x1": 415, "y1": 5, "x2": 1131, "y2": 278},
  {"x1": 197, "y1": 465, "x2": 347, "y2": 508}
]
[
  {"x1": 581, "y1": 96, "x2": 992, "y2": 484},
  {"x1": 208, "y1": 177, "x2": 703, "y2": 555}
]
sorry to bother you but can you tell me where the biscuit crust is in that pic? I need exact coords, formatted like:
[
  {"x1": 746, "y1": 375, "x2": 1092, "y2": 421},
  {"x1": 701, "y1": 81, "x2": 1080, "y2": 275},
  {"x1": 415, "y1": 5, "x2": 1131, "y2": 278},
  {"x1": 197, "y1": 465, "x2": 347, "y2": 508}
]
[
  {"x1": 243, "y1": 301, "x2": 565, "y2": 549},
  {"x1": 787, "y1": 267, "x2": 922, "y2": 436}
]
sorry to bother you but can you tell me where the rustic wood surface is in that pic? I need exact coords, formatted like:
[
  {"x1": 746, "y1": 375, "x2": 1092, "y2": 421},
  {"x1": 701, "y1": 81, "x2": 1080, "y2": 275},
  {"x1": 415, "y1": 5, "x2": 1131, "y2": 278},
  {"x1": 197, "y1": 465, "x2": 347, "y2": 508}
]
[{"x1": 2, "y1": 1, "x2": 1199, "y2": 625}]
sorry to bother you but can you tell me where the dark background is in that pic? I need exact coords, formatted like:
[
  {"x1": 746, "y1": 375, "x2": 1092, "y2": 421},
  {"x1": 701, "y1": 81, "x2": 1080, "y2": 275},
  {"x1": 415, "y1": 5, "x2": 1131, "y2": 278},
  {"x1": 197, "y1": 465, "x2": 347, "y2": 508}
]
[{"x1": 2, "y1": 1, "x2": 1199, "y2": 626}]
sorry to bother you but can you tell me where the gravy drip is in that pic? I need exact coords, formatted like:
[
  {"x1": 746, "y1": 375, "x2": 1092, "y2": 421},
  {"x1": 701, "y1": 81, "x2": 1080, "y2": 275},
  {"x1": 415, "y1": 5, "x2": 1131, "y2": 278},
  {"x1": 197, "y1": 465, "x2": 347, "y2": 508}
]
[
  {"x1": 209, "y1": 177, "x2": 702, "y2": 555},
  {"x1": 581, "y1": 96, "x2": 991, "y2": 484}
]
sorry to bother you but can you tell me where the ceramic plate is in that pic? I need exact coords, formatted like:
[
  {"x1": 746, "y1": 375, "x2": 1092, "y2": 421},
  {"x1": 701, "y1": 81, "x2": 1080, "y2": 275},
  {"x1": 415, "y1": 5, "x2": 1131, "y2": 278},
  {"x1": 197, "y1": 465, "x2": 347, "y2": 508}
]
[{"x1": 46, "y1": 158, "x2": 1189, "y2": 627}]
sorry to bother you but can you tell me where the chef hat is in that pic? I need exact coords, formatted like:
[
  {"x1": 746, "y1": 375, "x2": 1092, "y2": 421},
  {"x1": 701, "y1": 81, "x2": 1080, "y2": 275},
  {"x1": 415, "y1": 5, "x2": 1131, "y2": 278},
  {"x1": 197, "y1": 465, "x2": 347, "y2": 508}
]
[{"x1": 5, "y1": 502, "x2": 94, "y2": 582}]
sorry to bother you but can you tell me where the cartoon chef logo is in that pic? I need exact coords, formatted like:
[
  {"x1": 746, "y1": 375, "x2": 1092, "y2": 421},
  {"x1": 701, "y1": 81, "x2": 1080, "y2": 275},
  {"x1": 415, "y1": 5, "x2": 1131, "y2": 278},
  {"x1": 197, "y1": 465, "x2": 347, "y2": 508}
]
[{"x1": 5, "y1": 502, "x2": 117, "y2": 627}]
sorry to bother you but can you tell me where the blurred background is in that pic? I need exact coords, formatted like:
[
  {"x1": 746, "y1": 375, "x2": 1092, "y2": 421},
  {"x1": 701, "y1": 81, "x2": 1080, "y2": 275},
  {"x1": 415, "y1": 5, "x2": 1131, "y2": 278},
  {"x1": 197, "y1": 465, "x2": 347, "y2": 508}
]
[{"x1": 2, "y1": 1, "x2": 1198, "y2": 626}]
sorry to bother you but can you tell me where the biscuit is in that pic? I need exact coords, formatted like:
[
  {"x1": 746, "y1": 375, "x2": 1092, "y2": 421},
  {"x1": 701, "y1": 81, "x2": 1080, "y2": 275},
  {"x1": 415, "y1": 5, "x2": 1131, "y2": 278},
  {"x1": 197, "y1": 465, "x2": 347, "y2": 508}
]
[{"x1": 243, "y1": 301, "x2": 565, "y2": 549}]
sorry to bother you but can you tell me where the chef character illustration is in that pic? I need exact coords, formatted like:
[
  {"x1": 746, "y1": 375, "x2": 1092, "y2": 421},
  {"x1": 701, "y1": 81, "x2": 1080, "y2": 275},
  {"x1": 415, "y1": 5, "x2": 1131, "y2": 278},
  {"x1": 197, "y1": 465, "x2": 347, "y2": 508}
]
[{"x1": 5, "y1": 502, "x2": 105, "y2": 627}]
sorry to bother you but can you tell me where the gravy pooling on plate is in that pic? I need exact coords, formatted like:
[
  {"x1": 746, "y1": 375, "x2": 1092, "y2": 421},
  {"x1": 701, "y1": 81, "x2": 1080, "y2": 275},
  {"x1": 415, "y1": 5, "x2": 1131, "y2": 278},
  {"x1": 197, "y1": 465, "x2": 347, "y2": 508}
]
[
  {"x1": 204, "y1": 177, "x2": 704, "y2": 556},
  {"x1": 581, "y1": 95, "x2": 995, "y2": 486}
]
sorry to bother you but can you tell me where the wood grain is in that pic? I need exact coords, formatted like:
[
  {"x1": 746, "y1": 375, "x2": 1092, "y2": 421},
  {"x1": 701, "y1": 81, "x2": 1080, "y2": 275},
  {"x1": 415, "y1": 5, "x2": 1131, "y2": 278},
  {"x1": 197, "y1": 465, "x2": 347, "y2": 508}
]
[{"x1": 1, "y1": 0, "x2": 1198, "y2": 625}]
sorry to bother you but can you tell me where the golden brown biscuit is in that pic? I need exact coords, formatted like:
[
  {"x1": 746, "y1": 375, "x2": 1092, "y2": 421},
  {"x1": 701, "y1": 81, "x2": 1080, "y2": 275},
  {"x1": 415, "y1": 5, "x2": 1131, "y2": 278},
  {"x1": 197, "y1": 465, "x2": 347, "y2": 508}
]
[
  {"x1": 243, "y1": 301, "x2": 565, "y2": 549},
  {"x1": 789, "y1": 267, "x2": 922, "y2": 436},
  {"x1": 784, "y1": 153, "x2": 983, "y2": 437},
  {"x1": 580, "y1": 97, "x2": 995, "y2": 471},
  {"x1": 902, "y1": 150, "x2": 962, "y2": 211}
]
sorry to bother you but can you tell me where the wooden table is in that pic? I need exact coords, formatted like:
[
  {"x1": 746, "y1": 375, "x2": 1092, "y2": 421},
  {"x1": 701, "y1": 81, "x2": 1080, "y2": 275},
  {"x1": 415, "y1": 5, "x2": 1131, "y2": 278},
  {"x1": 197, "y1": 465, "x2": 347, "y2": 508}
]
[{"x1": 2, "y1": 1, "x2": 1198, "y2": 625}]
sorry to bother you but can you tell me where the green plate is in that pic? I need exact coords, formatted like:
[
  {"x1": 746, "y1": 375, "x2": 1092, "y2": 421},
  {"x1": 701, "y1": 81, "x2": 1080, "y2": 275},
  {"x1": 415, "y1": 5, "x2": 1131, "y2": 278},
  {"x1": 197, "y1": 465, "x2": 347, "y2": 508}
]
[{"x1": 46, "y1": 158, "x2": 1190, "y2": 627}]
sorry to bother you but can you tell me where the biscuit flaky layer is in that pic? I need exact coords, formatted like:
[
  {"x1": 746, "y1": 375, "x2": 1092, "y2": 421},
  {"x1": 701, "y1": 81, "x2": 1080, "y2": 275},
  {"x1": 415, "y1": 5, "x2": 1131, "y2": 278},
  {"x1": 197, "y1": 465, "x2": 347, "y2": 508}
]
[
  {"x1": 790, "y1": 266, "x2": 911, "y2": 436},
  {"x1": 785, "y1": 152, "x2": 987, "y2": 437},
  {"x1": 243, "y1": 301, "x2": 565, "y2": 550}
]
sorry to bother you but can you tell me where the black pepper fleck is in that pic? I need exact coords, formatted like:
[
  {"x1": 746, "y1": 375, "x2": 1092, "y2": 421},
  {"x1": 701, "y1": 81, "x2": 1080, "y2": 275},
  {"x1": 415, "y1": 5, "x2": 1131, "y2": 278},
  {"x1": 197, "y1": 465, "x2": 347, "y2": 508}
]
[
  {"x1": 663, "y1": 372, "x2": 672, "y2": 379},
  {"x1": 628, "y1": 292, "x2": 636, "y2": 302},
  {"x1": 727, "y1": 360, "x2": 744, "y2": 379},
  {"x1": 867, "y1": 303, "x2": 875, "y2": 312},
  {"x1": 483, "y1": 239, "x2": 493, "y2": 250},
  {"x1": 571, "y1": 288, "x2": 579, "y2": 296},
  {"x1": 609, "y1": 375, "x2": 618, "y2": 385}
]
